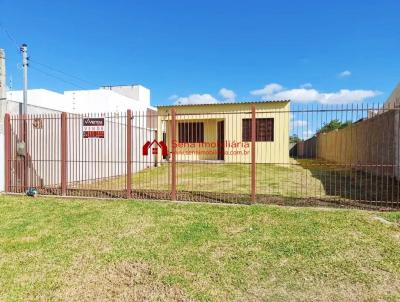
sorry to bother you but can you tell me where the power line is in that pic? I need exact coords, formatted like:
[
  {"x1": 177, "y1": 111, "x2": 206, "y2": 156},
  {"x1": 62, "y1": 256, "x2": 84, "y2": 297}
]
[
  {"x1": 30, "y1": 65, "x2": 88, "y2": 90},
  {"x1": 29, "y1": 58, "x2": 100, "y2": 87},
  {"x1": 0, "y1": 23, "x2": 100, "y2": 90},
  {"x1": 0, "y1": 23, "x2": 20, "y2": 51}
]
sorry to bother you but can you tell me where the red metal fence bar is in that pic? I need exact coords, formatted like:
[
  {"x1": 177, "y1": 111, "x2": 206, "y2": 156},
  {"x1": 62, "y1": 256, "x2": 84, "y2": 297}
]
[
  {"x1": 22, "y1": 115, "x2": 28, "y2": 192},
  {"x1": 4, "y1": 105, "x2": 400, "y2": 208},
  {"x1": 171, "y1": 108, "x2": 177, "y2": 200},
  {"x1": 61, "y1": 112, "x2": 68, "y2": 195},
  {"x1": 251, "y1": 104, "x2": 256, "y2": 203},
  {"x1": 4, "y1": 113, "x2": 11, "y2": 192},
  {"x1": 126, "y1": 109, "x2": 132, "y2": 198}
]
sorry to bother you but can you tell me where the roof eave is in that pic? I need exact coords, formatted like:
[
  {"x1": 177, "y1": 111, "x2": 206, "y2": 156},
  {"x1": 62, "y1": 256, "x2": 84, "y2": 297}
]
[{"x1": 157, "y1": 99, "x2": 290, "y2": 108}]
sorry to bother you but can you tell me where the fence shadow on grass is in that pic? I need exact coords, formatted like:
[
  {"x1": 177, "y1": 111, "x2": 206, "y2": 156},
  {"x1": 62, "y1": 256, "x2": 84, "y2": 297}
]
[{"x1": 297, "y1": 159, "x2": 400, "y2": 207}]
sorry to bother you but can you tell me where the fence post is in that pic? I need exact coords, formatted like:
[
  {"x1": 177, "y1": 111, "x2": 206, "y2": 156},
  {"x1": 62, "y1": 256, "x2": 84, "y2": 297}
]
[
  {"x1": 126, "y1": 110, "x2": 132, "y2": 198},
  {"x1": 171, "y1": 108, "x2": 177, "y2": 200},
  {"x1": 22, "y1": 115, "x2": 28, "y2": 192},
  {"x1": 61, "y1": 112, "x2": 68, "y2": 195},
  {"x1": 251, "y1": 105, "x2": 256, "y2": 203},
  {"x1": 4, "y1": 114, "x2": 11, "y2": 192}
]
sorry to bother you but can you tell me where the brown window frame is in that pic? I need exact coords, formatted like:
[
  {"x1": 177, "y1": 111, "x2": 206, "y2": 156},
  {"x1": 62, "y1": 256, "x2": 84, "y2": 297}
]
[
  {"x1": 242, "y1": 118, "x2": 274, "y2": 142},
  {"x1": 178, "y1": 122, "x2": 204, "y2": 143}
]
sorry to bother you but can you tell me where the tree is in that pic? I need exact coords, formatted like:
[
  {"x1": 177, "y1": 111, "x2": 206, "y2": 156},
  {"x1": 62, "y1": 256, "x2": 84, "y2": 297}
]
[
  {"x1": 317, "y1": 119, "x2": 352, "y2": 134},
  {"x1": 290, "y1": 134, "x2": 301, "y2": 143}
]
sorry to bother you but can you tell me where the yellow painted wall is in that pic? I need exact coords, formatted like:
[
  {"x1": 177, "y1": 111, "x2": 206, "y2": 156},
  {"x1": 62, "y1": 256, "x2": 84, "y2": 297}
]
[
  {"x1": 316, "y1": 110, "x2": 396, "y2": 176},
  {"x1": 157, "y1": 102, "x2": 290, "y2": 164}
]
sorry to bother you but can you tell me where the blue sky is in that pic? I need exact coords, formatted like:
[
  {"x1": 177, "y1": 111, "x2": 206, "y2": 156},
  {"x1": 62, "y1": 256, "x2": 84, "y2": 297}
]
[{"x1": 1, "y1": 0, "x2": 399, "y2": 108}]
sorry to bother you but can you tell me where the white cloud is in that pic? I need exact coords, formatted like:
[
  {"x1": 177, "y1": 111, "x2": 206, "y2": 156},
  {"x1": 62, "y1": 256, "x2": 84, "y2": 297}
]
[
  {"x1": 174, "y1": 94, "x2": 218, "y2": 105},
  {"x1": 251, "y1": 83, "x2": 381, "y2": 104},
  {"x1": 302, "y1": 130, "x2": 315, "y2": 140},
  {"x1": 300, "y1": 83, "x2": 312, "y2": 88},
  {"x1": 338, "y1": 70, "x2": 351, "y2": 78},
  {"x1": 219, "y1": 88, "x2": 236, "y2": 102},
  {"x1": 168, "y1": 94, "x2": 179, "y2": 101},
  {"x1": 290, "y1": 119, "x2": 308, "y2": 132},
  {"x1": 250, "y1": 83, "x2": 283, "y2": 96},
  {"x1": 319, "y1": 89, "x2": 380, "y2": 104},
  {"x1": 291, "y1": 120, "x2": 308, "y2": 128},
  {"x1": 270, "y1": 88, "x2": 320, "y2": 102},
  {"x1": 173, "y1": 87, "x2": 235, "y2": 105}
]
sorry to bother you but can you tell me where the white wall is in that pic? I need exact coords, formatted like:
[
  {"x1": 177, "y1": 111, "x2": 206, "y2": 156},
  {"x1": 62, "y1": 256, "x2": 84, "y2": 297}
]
[
  {"x1": 6, "y1": 111, "x2": 156, "y2": 192},
  {"x1": 2, "y1": 85, "x2": 156, "y2": 192},
  {"x1": 101, "y1": 85, "x2": 151, "y2": 107},
  {"x1": 64, "y1": 88, "x2": 154, "y2": 113},
  {"x1": 18, "y1": 113, "x2": 155, "y2": 189},
  {"x1": 7, "y1": 89, "x2": 73, "y2": 112},
  {"x1": 0, "y1": 101, "x2": 61, "y2": 192},
  {"x1": 4, "y1": 99, "x2": 62, "y2": 115},
  {"x1": 7, "y1": 85, "x2": 155, "y2": 114}
]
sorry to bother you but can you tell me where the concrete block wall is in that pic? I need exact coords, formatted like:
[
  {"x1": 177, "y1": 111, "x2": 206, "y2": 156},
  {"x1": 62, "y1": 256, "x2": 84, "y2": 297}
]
[{"x1": 316, "y1": 110, "x2": 398, "y2": 177}]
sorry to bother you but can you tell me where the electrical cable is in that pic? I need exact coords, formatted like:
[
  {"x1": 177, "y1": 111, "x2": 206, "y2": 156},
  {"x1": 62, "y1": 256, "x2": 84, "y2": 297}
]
[
  {"x1": 29, "y1": 58, "x2": 100, "y2": 87},
  {"x1": 29, "y1": 65, "x2": 88, "y2": 90},
  {"x1": 0, "y1": 23, "x2": 20, "y2": 51}
]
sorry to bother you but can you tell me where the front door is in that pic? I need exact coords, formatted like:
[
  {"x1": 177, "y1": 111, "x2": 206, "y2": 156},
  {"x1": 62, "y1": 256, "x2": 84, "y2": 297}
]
[{"x1": 217, "y1": 121, "x2": 224, "y2": 160}]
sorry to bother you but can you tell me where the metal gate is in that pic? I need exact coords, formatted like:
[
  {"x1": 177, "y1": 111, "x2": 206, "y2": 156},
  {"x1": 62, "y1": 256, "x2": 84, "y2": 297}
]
[{"x1": 4, "y1": 104, "x2": 400, "y2": 208}]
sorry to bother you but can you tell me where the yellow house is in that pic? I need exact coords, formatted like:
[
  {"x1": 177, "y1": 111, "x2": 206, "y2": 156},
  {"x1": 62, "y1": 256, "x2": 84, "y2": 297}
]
[{"x1": 157, "y1": 100, "x2": 290, "y2": 164}]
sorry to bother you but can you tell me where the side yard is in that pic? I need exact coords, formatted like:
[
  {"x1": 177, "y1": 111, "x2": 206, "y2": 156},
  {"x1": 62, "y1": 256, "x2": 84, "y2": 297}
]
[
  {"x1": 0, "y1": 195, "x2": 400, "y2": 301},
  {"x1": 77, "y1": 159, "x2": 400, "y2": 203}
]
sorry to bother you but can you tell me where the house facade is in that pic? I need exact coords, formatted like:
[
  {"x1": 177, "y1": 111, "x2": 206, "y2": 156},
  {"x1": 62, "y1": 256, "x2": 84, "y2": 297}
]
[{"x1": 157, "y1": 101, "x2": 290, "y2": 164}]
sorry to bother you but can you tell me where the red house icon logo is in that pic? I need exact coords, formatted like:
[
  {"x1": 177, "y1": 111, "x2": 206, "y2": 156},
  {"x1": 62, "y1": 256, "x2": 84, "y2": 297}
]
[{"x1": 142, "y1": 140, "x2": 168, "y2": 157}]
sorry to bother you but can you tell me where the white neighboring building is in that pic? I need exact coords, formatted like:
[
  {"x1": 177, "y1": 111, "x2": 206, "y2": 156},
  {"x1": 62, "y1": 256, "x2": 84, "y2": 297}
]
[
  {"x1": 6, "y1": 84, "x2": 155, "y2": 114},
  {"x1": 65, "y1": 85, "x2": 154, "y2": 113},
  {"x1": 2, "y1": 84, "x2": 157, "y2": 192},
  {"x1": 6, "y1": 89, "x2": 70, "y2": 113}
]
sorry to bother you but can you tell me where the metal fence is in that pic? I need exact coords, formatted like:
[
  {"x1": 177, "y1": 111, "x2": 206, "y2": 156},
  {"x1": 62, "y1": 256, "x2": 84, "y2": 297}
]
[{"x1": 4, "y1": 103, "x2": 400, "y2": 208}]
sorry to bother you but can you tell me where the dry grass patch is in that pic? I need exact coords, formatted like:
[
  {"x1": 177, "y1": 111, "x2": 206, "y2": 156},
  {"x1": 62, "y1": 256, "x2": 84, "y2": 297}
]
[{"x1": 57, "y1": 260, "x2": 193, "y2": 302}]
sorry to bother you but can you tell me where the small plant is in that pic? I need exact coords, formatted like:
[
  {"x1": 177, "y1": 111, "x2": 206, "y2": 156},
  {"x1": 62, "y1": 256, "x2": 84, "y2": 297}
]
[{"x1": 26, "y1": 187, "x2": 38, "y2": 198}]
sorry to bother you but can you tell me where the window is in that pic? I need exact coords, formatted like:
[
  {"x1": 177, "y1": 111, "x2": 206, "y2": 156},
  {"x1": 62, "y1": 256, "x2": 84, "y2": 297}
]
[
  {"x1": 178, "y1": 122, "x2": 204, "y2": 143},
  {"x1": 242, "y1": 118, "x2": 274, "y2": 142}
]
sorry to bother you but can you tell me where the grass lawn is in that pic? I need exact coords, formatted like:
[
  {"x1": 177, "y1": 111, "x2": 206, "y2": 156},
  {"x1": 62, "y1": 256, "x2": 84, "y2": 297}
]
[
  {"x1": 82, "y1": 159, "x2": 400, "y2": 203},
  {"x1": 83, "y1": 159, "x2": 327, "y2": 198},
  {"x1": 1, "y1": 195, "x2": 400, "y2": 301}
]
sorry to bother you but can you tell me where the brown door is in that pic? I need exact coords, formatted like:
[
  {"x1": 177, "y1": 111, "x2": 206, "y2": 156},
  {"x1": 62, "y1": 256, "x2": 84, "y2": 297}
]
[{"x1": 217, "y1": 121, "x2": 224, "y2": 160}]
